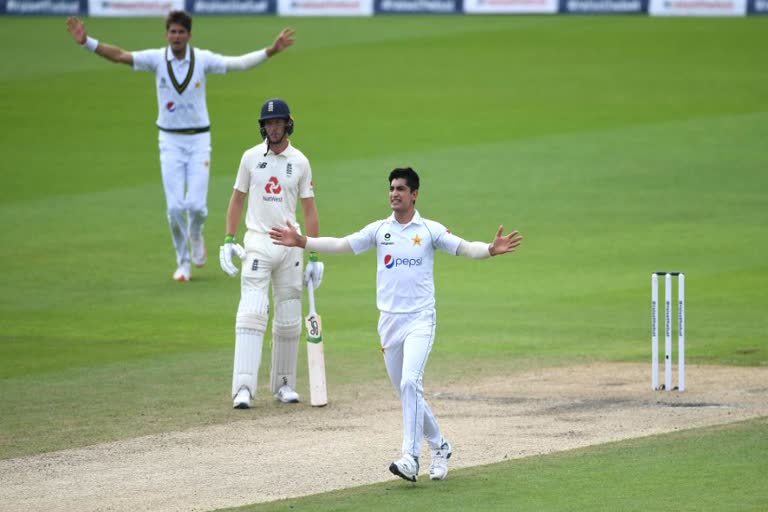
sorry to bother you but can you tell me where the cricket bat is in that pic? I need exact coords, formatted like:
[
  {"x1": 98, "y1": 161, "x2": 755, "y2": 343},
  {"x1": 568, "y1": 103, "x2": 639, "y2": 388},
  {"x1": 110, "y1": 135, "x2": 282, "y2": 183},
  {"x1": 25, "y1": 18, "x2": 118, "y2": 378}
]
[{"x1": 305, "y1": 280, "x2": 328, "y2": 407}]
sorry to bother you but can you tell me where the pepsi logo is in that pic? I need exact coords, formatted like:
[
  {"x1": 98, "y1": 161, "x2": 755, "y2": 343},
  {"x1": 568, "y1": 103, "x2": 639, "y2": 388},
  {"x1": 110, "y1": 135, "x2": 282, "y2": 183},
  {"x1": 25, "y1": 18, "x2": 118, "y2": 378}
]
[{"x1": 383, "y1": 255, "x2": 423, "y2": 269}]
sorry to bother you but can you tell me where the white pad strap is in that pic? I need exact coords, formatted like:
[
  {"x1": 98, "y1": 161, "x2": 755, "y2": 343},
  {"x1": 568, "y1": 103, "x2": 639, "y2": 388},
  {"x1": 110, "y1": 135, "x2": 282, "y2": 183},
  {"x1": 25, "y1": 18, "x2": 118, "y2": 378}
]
[
  {"x1": 236, "y1": 287, "x2": 269, "y2": 332},
  {"x1": 232, "y1": 327, "x2": 263, "y2": 397},
  {"x1": 273, "y1": 297, "x2": 302, "y2": 337},
  {"x1": 270, "y1": 297, "x2": 302, "y2": 393}
]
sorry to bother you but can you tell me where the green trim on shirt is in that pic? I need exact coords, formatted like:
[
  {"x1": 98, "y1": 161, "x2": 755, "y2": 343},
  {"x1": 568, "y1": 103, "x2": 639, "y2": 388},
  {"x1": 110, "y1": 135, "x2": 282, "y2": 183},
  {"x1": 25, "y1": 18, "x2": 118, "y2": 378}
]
[{"x1": 165, "y1": 47, "x2": 195, "y2": 95}]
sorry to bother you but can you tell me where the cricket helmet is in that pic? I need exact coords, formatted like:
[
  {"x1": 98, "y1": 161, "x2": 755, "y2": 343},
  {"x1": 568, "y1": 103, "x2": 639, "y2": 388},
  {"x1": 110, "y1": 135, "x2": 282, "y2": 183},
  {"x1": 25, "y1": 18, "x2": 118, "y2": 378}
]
[{"x1": 259, "y1": 98, "x2": 294, "y2": 138}]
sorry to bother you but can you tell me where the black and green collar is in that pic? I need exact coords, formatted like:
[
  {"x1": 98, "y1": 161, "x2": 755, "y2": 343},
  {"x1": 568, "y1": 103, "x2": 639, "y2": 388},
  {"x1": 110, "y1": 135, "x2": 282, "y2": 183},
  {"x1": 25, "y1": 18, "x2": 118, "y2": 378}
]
[{"x1": 165, "y1": 46, "x2": 195, "y2": 94}]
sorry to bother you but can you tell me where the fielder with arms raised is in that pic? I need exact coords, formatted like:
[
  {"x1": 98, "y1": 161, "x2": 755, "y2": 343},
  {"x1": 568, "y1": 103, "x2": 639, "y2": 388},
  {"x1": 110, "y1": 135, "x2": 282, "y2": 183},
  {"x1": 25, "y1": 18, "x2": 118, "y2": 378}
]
[
  {"x1": 270, "y1": 167, "x2": 522, "y2": 482},
  {"x1": 220, "y1": 98, "x2": 323, "y2": 408},
  {"x1": 66, "y1": 12, "x2": 294, "y2": 281}
]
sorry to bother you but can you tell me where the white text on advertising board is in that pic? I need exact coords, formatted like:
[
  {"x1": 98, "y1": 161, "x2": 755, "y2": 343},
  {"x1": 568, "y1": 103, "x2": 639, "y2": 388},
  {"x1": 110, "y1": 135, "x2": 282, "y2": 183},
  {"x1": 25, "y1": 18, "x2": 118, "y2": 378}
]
[
  {"x1": 379, "y1": 0, "x2": 455, "y2": 11},
  {"x1": 193, "y1": 0, "x2": 270, "y2": 11},
  {"x1": 567, "y1": 0, "x2": 641, "y2": 10},
  {"x1": 7, "y1": 0, "x2": 80, "y2": 12}
]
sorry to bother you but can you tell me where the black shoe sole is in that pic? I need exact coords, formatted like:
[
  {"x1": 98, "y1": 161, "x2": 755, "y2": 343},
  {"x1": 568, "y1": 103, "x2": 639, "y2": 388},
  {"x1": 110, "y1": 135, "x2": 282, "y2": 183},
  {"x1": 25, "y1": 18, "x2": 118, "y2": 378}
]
[{"x1": 389, "y1": 463, "x2": 417, "y2": 482}]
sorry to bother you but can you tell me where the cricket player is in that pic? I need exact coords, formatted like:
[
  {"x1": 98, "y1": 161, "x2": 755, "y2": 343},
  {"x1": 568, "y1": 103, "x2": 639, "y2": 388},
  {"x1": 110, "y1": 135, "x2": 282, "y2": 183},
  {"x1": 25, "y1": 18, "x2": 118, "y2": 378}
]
[
  {"x1": 269, "y1": 167, "x2": 523, "y2": 482},
  {"x1": 220, "y1": 98, "x2": 323, "y2": 408},
  {"x1": 66, "y1": 12, "x2": 295, "y2": 281}
]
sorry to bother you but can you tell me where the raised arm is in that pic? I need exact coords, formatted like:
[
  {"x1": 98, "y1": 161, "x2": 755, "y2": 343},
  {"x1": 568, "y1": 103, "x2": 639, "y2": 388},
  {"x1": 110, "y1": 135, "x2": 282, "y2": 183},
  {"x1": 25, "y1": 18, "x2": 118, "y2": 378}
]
[
  {"x1": 66, "y1": 17, "x2": 133, "y2": 65},
  {"x1": 457, "y1": 225, "x2": 523, "y2": 259},
  {"x1": 269, "y1": 222, "x2": 352, "y2": 254},
  {"x1": 223, "y1": 28, "x2": 295, "y2": 71}
]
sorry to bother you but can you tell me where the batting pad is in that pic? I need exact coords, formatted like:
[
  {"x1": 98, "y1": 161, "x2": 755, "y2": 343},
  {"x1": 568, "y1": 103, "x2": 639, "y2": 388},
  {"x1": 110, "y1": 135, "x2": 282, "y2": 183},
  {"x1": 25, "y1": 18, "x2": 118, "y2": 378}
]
[
  {"x1": 236, "y1": 287, "x2": 269, "y2": 332},
  {"x1": 270, "y1": 297, "x2": 302, "y2": 394},
  {"x1": 232, "y1": 327, "x2": 263, "y2": 397}
]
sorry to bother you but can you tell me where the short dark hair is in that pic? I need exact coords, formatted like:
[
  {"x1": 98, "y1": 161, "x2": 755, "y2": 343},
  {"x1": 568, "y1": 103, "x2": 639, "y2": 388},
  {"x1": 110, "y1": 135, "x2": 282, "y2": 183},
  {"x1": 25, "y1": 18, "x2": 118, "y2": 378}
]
[
  {"x1": 388, "y1": 167, "x2": 420, "y2": 192},
  {"x1": 166, "y1": 10, "x2": 192, "y2": 32}
]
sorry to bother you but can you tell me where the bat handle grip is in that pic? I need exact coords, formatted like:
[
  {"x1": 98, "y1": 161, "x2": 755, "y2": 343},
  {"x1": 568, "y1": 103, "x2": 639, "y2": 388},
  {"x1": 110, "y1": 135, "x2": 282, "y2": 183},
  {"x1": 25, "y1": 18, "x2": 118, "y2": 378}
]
[{"x1": 306, "y1": 279, "x2": 316, "y2": 316}]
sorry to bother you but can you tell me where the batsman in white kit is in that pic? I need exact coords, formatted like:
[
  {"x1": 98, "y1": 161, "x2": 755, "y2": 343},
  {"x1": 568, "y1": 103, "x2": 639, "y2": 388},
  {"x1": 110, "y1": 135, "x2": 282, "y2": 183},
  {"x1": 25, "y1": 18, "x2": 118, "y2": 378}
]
[
  {"x1": 66, "y1": 12, "x2": 295, "y2": 281},
  {"x1": 220, "y1": 98, "x2": 323, "y2": 408},
  {"x1": 270, "y1": 167, "x2": 523, "y2": 481}
]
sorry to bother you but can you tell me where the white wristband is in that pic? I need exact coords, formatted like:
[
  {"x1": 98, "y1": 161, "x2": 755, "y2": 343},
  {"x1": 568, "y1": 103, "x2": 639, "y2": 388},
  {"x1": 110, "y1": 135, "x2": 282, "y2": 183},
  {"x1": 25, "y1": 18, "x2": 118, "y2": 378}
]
[{"x1": 82, "y1": 36, "x2": 99, "y2": 52}]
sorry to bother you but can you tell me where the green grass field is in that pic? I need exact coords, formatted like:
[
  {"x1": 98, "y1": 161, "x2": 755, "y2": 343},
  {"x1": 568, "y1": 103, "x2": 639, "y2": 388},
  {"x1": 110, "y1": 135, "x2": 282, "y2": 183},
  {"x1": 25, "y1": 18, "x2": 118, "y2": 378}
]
[
  {"x1": 228, "y1": 418, "x2": 768, "y2": 512},
  {"x1": 1, "y1": 14, "x2": 767, "y2": 510}
]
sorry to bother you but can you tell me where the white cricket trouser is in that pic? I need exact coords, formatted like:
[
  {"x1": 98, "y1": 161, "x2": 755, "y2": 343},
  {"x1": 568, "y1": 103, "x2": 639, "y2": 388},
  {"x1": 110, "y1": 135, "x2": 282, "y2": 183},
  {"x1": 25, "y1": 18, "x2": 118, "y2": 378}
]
[
  {"x1": 378, "y1": 308, "x2": 443, "y2": 458},
  {"x1": 158, "y1": 130, "x2": 211, "y2": 266}
]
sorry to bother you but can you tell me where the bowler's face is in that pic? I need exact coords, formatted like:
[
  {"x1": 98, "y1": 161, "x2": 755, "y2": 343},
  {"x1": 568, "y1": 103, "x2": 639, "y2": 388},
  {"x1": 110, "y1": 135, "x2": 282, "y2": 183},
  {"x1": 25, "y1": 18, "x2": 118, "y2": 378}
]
[
  {"x1": 389, "y1": 178, "x2": 417, "y2": 212},
  {"x1": 166, "y1": 23, "x2": 191, "y2": 53}
]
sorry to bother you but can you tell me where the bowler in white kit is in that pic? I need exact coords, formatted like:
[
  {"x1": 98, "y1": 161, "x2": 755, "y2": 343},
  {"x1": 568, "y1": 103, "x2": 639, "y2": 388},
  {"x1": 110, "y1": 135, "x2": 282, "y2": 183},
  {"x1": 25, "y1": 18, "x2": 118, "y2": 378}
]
[
  {"x1": 66, "y1": 12, "x2": 295, "y2": 281},
  {"x1": 269, "y1": 167, "x2": 523, "y2": 482}
]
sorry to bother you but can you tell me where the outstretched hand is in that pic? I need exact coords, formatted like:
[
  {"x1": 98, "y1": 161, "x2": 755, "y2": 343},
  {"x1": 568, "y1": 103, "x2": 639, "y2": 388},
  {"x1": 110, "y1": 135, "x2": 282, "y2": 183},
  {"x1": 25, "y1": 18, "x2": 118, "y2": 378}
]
[
  {"x1": 489, "y1": 225, "x2": 523, "y2": 256},
  {"x1": 270, "y1": 28, "x2": 295, "y2": 55},
  {"x1": 269, "y1": 221, "x2": 305, "y2": 247},
  {"x1": 66, "y1": 16, "x2": 86, "y2": 45}
]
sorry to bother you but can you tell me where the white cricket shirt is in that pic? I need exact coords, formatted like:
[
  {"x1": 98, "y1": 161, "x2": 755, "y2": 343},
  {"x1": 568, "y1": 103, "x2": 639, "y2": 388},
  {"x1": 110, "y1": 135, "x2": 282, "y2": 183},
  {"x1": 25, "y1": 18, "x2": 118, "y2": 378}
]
[
  {"x1": 345, "y1": 211, "x2": 462, "y2": 314},
  {"x1": 234, "y1": 140, "x2": 314, "y2": 234},
  {"x1": 132, "y1": 45, "x2": 227, "y2": 131}
]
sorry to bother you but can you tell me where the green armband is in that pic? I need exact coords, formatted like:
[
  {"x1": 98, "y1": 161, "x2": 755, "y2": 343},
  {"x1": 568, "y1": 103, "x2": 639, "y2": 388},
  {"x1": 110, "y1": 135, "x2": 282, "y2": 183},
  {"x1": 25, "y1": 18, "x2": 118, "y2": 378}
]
[
  {"x1": 309, "y1": 251, "x2": 319, "y2": 262},
  {"x1": 224, "y1": 234, "x2": 237, "y2": 244}
]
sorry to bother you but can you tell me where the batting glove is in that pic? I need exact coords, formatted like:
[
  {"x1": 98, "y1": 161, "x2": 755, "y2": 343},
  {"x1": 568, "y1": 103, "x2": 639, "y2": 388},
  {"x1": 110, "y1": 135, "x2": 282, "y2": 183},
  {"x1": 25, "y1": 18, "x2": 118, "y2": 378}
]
[
  {"x1": 304, "y1": 251, "x2": 324, "y2": 289},
  {"x1": 219, "y1": 235, "x2": 246, "y2": 277}
]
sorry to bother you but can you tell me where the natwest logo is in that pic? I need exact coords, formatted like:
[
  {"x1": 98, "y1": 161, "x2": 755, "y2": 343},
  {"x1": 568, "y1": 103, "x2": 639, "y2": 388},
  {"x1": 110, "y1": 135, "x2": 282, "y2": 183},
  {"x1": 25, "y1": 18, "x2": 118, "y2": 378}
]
[
  {"x1": 264, "y1": 176, "x2": 282, "y2": 194},
  {"x1": 383, "y1": 254, "x2": 423, "y2": 269}
]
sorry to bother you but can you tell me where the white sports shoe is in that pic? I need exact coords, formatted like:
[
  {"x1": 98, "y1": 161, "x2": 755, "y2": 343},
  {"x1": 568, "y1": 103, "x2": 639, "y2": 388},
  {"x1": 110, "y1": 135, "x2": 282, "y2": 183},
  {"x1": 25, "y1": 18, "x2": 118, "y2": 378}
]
[
  {"x1": 191, "y1": 237, "x2": 207, "y2": 267},
  {"x1": 429, "y1": 440, "x2": 453, "y2": 480},
  {"x1": 172, "y1": 262, "x2": 191, "y2": 282},
  {"x1": 233, "y1": 387, "x2": 251, "y2": 409},
  {"x1": 389, "y1": 454, "x2": 419, "y2": 482},
  {"x1": 275, "y1": 384, "x2": 299, "y2": 403}
]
